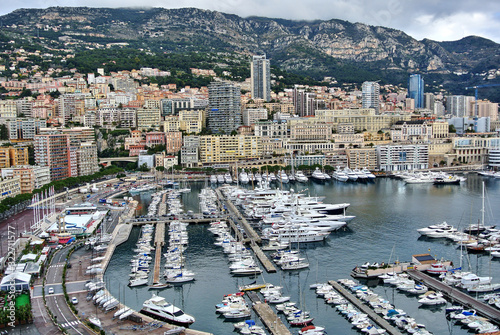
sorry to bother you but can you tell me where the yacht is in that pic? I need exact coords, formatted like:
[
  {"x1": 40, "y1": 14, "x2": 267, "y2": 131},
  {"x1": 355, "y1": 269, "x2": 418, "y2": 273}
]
[
  {"x1": 239, "y1": 169, "x2": 250, "y2": 184},
  {"x1": 417, "y1": 222, "x2": 456, "y2": 236},
  {"x1": 217, "y1": 175, "x2": 225, "y2": 183},
  {"x1": 224, "y1": 173, "x2": 233, "y2": 184},
  {"x1": 353, "y1": 168, "x2": 368, "y2": 181},
  {"x1": 332, "y1": 169, "x2": 349, "y2": 182},
  {"x1": 294, "y1": 170, "x2": 309, "y2": 183},
  {"x1": 311, "y1": 168, "x2": 327, "y2": 181},
  {"x1": 277, "y1": 170, "x2": 289, "y2": 184},
  {"x1": 210, "y1": 175, "x2": 217, "y2": 184},
  {"x1": 361, "y1": 167, "x2": 376, "y2": 179},
  {"x1": 417, "y1": 291, "x2": 446, "y2": 305},
  {"x1": 141, "y1": 294, "x2": 195, "y2": 325},
  {"x1": 129, "y1": 278, "x2": 148, "y2": 287},
  {"x1": 343, "y1": 167, "x2": 358, "y2": 181}
]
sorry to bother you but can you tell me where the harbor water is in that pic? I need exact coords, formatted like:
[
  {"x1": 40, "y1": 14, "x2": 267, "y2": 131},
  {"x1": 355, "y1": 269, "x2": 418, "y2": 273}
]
[{"x1": 104, "y1": 174, "x2": 500, "y2": 334}]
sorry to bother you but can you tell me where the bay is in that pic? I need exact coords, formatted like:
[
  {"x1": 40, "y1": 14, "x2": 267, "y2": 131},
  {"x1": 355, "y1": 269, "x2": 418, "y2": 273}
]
[{"x1": 104, "y1": 174, "x2": 500, "y2": 334}]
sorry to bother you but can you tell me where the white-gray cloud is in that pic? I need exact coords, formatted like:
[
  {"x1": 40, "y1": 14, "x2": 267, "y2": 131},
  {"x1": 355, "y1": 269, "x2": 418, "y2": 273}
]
[{"x1": 1, "y1": 0, "x2": 500, "y2": 43}]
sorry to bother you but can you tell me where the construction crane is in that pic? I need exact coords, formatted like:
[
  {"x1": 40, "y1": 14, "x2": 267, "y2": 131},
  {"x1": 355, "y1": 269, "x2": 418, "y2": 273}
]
[{"x1": 465, "y1": 83, "x2": 500, "y2": 116}]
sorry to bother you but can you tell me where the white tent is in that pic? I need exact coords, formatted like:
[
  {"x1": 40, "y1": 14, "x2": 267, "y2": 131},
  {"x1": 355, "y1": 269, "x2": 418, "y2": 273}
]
[{"x1": 0, "y1": 272, "x2": 31, "y2": 292}]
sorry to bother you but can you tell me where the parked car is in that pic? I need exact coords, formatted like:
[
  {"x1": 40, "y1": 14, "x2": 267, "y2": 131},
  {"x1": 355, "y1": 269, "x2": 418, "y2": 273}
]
[
  {"x1": 71, "y1": 297, "x2": 78, "y2": 304},
  {"x1": 48, "y1": 287, "x2": 54, "y2": 294}
]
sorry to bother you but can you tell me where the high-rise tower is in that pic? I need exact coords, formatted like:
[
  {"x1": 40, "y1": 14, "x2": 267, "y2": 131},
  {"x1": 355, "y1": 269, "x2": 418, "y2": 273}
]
[
  {"x1": 208, "y1": 82, "x2": 241, "y2": 134},
  {"x1": 408, "y1": 74, "x2": 424, "y2": 109},
  {"x1": 362, "y1": 81, "x2": 380, "y2": 113},
  {"x1": 251, "y1": 55, "x2": 271, "y2": 102}
]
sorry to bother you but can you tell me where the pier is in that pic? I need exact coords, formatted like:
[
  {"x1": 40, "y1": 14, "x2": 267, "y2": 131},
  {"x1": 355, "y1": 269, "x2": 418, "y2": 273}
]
[
  {"x1": 407, "y1": 270, "x2": 500, "y2": 325},
  {"x1": 249, "y1": 241, "x2": 277, "y2": 273},
  {"x1": 246, "y1": 291, "x2": 291, "y2": 335},
  {"x1": 152, "y1": 222, "x2": 165, "y2": 284},
  {"x1": 329, "y1": 281, "x2": 404, "y2": 335}
]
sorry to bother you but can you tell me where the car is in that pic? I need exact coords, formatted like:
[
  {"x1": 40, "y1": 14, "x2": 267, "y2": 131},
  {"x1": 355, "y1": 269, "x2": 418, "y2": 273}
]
[
  {"x1": 71, "y1": 297, "x2": 78, "y2": 305},
  {"x1": 48, "y1": 287, "x2": 54, "y2": 294},
  {"x1": 55, "y1": 245, "x2": 63, "y2": 250}
]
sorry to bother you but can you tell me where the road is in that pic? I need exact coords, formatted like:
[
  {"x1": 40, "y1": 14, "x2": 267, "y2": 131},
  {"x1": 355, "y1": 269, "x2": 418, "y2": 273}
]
[{"x1": 44, "y1": 247, "x2": 91, "y2": 335}]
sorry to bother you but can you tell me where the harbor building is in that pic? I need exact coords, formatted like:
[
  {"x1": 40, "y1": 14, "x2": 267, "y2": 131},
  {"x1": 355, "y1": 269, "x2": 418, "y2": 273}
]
[{"x1": 377, "y1": 144, "x2": 429, "y2": 171}]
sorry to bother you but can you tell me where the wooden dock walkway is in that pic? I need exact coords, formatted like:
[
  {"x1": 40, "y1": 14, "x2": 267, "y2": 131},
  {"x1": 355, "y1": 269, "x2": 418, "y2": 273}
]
[
  {"x1": 407, "y1": 270, "x2": 500, "y2": 325},
  {"x1": 152, "y1": 222, "x2": 165, "y2": 284},
  {"x1": 250, "y1": 242, "x2": 276, "y2": 273},
  {"x1": 246, "y1": 291, "x2": 291, "y2": 335},
  {"x1": 329, "y1": 281, "x2": 404, "y2": 335}
]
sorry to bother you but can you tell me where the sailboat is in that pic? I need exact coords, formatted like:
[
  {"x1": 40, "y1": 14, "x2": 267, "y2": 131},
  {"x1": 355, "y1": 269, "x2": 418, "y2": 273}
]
[{"x1": 463, "y1": 181, "x2": 496, "y2": 234}]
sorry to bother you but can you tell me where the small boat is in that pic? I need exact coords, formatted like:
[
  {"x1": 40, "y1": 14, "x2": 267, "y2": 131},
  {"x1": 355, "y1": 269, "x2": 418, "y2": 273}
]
[
  {"x1": 299, "y1": 325, "x2": 326, "y2": 334},
  {"x1": 149, "y1": 282, "x2": 171, "y2": 290},
  {"x1": 129, "y1": 278, "x2": 148, "y2": 287},
  {"x1": 223, "y1": 309, "x2": 251, "y2": 320},
  {"x1": 88, "y1": 315, "x2": 101, "y2": 328},
  {"x1": 418, "y1": 291, "x2": 446, "y2": 305},
  {"x1": 239, "y1": 283, "x2": 267, "y2": 292},
  {"x1": 114, "y1": 307, "x2": 130, "y2": 318}
]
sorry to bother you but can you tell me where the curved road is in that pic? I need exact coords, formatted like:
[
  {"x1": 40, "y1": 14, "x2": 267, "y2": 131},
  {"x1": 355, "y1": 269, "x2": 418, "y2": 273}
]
[{"x1": 44, "y1": 247, "x2": 91, "y2": 335}]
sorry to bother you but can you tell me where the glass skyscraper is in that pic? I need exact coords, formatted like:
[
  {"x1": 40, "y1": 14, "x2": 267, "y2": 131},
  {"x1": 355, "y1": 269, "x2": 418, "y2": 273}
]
[
  {"x1": 362, "y1": 81, "x2": 380, "y2": 114},
  {"x1": 408, "y1": 74, "x2": 424, "y2": 109}
]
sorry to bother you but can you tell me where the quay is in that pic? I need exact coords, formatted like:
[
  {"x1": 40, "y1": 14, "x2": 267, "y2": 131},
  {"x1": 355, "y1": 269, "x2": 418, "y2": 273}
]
[
  {"x1": 407, "y1": 270, "x2": 500, "y2": 325},
  {"x1": 246, "y1": 291, "x2": 291, "y2": 335},
  {"x1": 329, "y1": 281, "x2": 404, "y2": 335},
  {"x1": 214, "y1": 188, "x2": 276, "y2": 272},
  {"x1": 152, "y1": 221, "x2": 165, "y2": 284}
]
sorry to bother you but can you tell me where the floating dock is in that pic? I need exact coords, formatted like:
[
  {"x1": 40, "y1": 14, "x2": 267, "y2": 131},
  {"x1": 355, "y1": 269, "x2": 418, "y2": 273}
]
[
  {"x1": 407, "y1": 270, "x2": 500, "y2": 325},
  {"x1": 246, "y1": 291, "x2": 291, "y2": 335},
  {"x1": 249, "y1": 241, "x2": 276, "y2": 273},
  {"x1": 152, "y1": 222, "x2": 165, "y2": 284},
  {"x1": 329, "y1": 281, "x2": 404, "y2": 335}
]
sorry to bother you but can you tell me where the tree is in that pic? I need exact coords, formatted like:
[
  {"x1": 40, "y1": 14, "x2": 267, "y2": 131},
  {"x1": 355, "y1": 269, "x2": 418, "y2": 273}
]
[
  {"x1": 139, "y1": 163, "x2": 150, "y2": 172},
  {"x1": 0, "y1": 124, "x2": 8, "y2": 140},
  {"x1": 156, "y1": 166, "x2": 165, "y2": 172},
  {"x1": 449, "y1": 124, "x2": 456, "y2": 133}
]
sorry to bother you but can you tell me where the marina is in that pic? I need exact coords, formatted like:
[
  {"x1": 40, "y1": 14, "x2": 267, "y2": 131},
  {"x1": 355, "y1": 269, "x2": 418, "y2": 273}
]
[{"x1": 100, "y1": 173, "x2": 500, "y2": 334}]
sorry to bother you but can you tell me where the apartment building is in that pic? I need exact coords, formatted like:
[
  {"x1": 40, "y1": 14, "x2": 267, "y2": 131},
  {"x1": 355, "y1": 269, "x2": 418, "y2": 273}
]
[
  {"x1": 0, "y1": 176, "x2": 21, "y2": 201},
  {"x1": 1, "y1": 166, "x2": 50, "y2": 193},
  {"x1": 137, "y1": 108, "x2": 161, "y2": 130},
  {"x1": 377, "y1": 144, "x2": 429, "y2": 171},
  {"x1": 198, "y1": 135, "x2": 261, "y2": 164},
  {"x1": 165, "y1": 132, "x2": 183, "y2": 154},
  {"x1": 7, "y1": 118, "x2": 47, "y2": 141},
  {"x1": 346, "y1": 148, "x2": 377, "y2": 169},
  {"x1": 146, "y1": 132, "x2": 165, "y2": 147},
  {"x1": 0, "y1": 147, "x2": 29, "y2": 168},
  {"x1": 179, "y1": 109, "x2": 205, "y2": 134},
  {"x1": 77, "y1": 142, "x2": 99, "y2": 177},
  {"x1": 34, "y1": 134, "x2": 73, "y2": 181},
  {"x1": 243, "y1": 108, "x2": 268, "y2": 126}
]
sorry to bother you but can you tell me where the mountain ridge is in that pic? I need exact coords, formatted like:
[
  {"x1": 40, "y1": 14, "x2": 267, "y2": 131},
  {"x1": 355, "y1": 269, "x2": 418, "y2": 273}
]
[{"x1": 1, "y1": 7, "x2": 499, "y2": 92}]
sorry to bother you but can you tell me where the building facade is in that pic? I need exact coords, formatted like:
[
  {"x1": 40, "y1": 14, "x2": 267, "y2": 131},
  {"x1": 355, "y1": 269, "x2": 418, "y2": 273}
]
[
  {"x1": 34, "y1": 134, "x2": 73, "y2": 181},
  {"x1": 408, "y1": 74, "x2": 424, "y2": 109},
  {"x1": 362, "y1": 81, "x2": 380, "y2": 114},
  {"x1": 207, "y1": 82, "x2": 241, "y2": 134},
  {"x1": 377, "y1": 144, "x2": 429, "y2": 171},
  {"x1": 250, "y1": 55, "x2": 271, "y2": 102}
]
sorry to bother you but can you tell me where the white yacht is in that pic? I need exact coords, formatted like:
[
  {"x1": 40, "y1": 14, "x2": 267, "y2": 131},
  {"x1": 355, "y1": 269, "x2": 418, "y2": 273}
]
[
  {"x1": 277, "y1": 170, "x2": 289, "y2": 184},
  {"x1": 294, "y1": 170, "x2": 309, "y2": 183},
  {"x1": 332, "y1": 169, "x2": 349, "y2": 182},
  {"x1": 141, "y1": 294, "x2": 195, "y2": 325},
  {"x1": 343, "y1": 167, "x2": 358, "y2": 181},
  {"x1": 311, "y1": 168, "x2": 327, "y2": 181},
  {"x1": 239, "y1": 169, "x2": 250, "y2": 184},
  {"x1": 210, "y1": 175, "x2": 217, "y2": 184},
  {"x1": 217, "y1": 175, "x2": 225, "y2": 183},
  {"x1": 361, "y1": 167, "x2": 376, "y2": 179},
  {"x1": 353, "y1": 168, "x2": 368, "y2": 181},
  {"x1": 417, "y1": 222, "x2": 456, "y2": 236},
  {"x1": 224, "y1": 173, "x2": 233, "y2": 184}
]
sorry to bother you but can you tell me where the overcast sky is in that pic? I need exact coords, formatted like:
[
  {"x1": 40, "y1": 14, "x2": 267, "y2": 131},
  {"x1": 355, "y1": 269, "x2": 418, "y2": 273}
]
[{"x1": 1, "y1": 0, "x2": 500, "y2": 43}]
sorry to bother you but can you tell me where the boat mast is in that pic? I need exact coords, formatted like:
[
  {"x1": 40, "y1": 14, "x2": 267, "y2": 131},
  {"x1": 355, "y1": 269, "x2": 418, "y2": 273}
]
[{"x1": 481, "y1": 181, "x2": 485, "y2": 228}]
